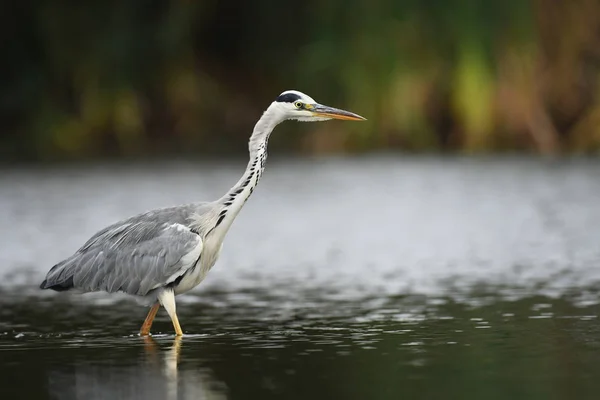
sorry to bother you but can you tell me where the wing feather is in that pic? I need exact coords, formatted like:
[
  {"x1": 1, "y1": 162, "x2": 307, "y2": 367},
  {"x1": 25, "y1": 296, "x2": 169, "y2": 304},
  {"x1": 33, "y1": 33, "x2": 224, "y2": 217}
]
[{"x1": 41, "y1": 220, "x2": 203, "y2": 296}]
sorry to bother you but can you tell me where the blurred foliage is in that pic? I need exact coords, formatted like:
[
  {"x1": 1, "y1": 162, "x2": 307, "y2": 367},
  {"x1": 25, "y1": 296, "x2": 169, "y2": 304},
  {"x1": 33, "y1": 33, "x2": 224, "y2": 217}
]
[{"x1": 2, "y1": 0, "x2": 600, "y2": 161}]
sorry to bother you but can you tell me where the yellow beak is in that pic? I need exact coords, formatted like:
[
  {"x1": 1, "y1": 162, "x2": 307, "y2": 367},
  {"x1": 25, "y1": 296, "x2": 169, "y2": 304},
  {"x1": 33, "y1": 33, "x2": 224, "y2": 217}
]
[{"x1": 309, "y1": 104, "x2": 366, "y2": 121}]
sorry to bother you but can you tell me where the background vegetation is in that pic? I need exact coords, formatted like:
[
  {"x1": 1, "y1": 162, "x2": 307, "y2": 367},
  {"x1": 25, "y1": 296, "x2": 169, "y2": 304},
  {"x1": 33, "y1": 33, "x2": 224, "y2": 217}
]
[{"x1": 2, "y1": 0, "x2": 600, "y2": 161}]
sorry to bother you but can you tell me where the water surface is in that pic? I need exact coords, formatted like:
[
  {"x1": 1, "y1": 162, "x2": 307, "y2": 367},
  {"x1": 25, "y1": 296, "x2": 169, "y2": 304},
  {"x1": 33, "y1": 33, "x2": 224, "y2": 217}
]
[{"x1": 1, "y1": 156, "x2": 600, "y2": 399}]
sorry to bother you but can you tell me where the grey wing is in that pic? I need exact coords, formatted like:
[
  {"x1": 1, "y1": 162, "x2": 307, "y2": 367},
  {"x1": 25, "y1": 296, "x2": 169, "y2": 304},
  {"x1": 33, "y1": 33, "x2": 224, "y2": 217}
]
[{"x1": 40, "y1": 221, "x2": 203, "y2": 296}]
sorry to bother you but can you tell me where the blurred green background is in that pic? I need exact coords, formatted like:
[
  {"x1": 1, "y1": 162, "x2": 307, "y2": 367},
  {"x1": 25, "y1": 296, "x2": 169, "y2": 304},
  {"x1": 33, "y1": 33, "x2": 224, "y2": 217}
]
[{"x1": 3, "y1": 0, "x2": 600, "y2": 162}]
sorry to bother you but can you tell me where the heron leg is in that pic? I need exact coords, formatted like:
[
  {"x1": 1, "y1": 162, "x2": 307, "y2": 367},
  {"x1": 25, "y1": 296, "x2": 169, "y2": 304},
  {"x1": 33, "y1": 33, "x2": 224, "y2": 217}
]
[
  {"x1": 158, "y1": 289, "x2": 183, "y2": 336},
  {"x1": 140, "y1": 302, "x2": 160, "y2": 336}
]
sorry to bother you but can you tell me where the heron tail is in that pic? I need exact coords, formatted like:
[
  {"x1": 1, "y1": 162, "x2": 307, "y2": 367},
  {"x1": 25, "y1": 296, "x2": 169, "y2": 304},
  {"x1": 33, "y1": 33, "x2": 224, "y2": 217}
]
[
  {"x1": 39, "y1": 259, "x2": 76, "y2": 291},
  {"x1": 39, "y1": 276, "x2": 74, "y2": 291}
]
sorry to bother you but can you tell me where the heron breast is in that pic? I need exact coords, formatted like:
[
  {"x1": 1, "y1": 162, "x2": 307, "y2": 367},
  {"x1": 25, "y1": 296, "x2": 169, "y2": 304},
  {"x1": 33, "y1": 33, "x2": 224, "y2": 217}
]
[{"x1": 173, "y1": 240, "x2": 222, "y2": 295}]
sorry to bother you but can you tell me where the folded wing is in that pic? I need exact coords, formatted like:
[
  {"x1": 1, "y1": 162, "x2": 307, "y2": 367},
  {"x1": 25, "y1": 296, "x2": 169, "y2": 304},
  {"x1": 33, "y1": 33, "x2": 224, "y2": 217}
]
[{"x1": 40, "y1": 220, "x2": 203, "y2": 296}]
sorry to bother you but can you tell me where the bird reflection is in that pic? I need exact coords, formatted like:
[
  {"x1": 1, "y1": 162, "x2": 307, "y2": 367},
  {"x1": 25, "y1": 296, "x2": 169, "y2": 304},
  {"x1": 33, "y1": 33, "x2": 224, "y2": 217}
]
[
  {"x1": 142, "y1": 335, "x2": 182, "y2": 399},
  {"x1": 46, "y1": 336, "x2": 227, "y2": 400},
  {"x1": 164, "y1": 335, "x2": 182, "y2": 376}
]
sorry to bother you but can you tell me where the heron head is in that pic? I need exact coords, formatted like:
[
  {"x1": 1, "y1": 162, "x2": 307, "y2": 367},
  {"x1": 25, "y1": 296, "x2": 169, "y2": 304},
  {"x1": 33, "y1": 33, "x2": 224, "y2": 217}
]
[{"x1": 273, "y1": 90, "x2": 366, "y2": 122}]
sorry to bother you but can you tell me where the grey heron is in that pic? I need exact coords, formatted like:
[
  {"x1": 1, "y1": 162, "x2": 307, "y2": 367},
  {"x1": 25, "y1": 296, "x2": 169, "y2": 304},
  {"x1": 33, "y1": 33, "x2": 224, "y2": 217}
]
[{"x1": 40, "y1": 90, "x2": 365, "y2": 336}]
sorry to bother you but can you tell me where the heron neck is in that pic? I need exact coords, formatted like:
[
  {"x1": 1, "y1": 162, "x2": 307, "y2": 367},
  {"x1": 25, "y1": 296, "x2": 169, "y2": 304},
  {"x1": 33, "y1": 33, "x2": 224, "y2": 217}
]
[{"x1": 213, "y1": 107, "x2": 280, "y2": 231}]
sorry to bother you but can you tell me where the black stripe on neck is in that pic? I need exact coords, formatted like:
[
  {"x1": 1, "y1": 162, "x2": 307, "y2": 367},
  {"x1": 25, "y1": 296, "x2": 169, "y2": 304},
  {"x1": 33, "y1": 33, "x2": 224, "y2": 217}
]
[{"x1": 215, "y1": 168, "x2": 258, "y2": 228}]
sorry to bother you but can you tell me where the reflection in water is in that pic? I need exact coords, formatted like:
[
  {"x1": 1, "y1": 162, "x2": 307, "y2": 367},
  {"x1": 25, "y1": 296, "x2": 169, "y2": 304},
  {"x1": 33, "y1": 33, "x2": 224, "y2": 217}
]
[
  {"x1": 47, "y1": 337, "x2": 227, "y2": 400},
  {"x1": 160, "y1": 336, "x2": 180, "y2": 399},
  {"x1": 3, "y1": 158, "x2": 600, "y2": 398},
  {"x1": 2, "y1": 293, "x2": 600, "y2": 399}
]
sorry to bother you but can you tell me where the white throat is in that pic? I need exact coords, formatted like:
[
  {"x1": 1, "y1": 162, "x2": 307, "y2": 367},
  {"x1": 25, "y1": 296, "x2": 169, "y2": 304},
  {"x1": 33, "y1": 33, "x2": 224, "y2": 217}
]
[{"x1": 210, "y1": 104, "x2": 284, "y2": 239}]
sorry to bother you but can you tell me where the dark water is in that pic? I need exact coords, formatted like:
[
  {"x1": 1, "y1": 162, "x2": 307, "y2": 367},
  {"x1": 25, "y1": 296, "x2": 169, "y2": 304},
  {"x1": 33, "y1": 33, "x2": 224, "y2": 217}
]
[{"x1": 2, "y1": 156, "x2": 600, "y2": 399}]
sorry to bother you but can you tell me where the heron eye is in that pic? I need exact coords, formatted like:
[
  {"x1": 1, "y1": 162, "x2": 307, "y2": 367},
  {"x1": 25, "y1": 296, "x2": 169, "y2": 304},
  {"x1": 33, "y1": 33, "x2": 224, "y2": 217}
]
[{"x1": 294, "y1": 101, "x2": 303, "y2": 109}]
